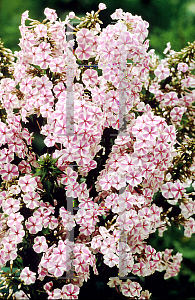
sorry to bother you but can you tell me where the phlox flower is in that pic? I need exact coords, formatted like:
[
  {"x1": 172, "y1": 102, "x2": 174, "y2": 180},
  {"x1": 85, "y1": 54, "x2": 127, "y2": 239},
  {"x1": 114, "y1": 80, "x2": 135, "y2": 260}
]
[
  {"x1": 40, "y1": 103, "x2": 53, "y2": 118},
  {"x1": 91, "y1": 236, "x2": 102, "y2": 249},
  {"x1": 43, "y1": 215, "x2": 58, "y2": 229},
  {"x1": 126, "y1": 170, "x2": 142, "y2": 187},
  {"x1": 7, "y1": 212, "x2": 24, "y2": 227},
  {"x1": 79, "y1": 223, "x2": 95, "y2": 236},
  {"x1": 178, "y1": 62, "x2": 188, "y2": 73},
  {"x1": 44, "y1": 8, "x2": 57, "y2": 21},
  {"x1": 49, "y1": 57, "x2": 65, "y2": 73},
  {"x1": 36, "y1": 75, "x2": 53, "y2": 91},
  {"x1": 0, "y1": 148, "x2": 14, "y2": 164},
  {"x1": 104, "y1": 252, "x2": 119, "y2": 267},
  {"x1": 60, "y1": 208, "x2": 75, "y2": 231},
  {"x1": 142, "y1": 125, "x2": 159, "y2": 141},
  {"x1": 161, "y1": 182, "x2": 174, "y2": 199},
  {"x1": 101, "y1": 237, "x2": 116, "y2": 255},
  {"x1": 170, "y1": 106, "x2": 187, "y2": 122},
  {"x1": 61, "y1": 283, "x2": 80, "y2": 299},
  {"x1": 2, "y1": 197, "x2": 20, "y2": 214},
  {"x1": 107, "y1": 277, "x2": 122, "y2": 288},
  {"x1": 13, "y1": 291, "x2": 29, "y2": 299},
  {"x1": 36, "y1": 52, "x2": 51, "y2": 69},
  {"x1": 98, "y1": 3, "x2": 107, "y2": 10},
  {"x1": 0, "y1": 163, "x2": 19, "y2": 181},
  {"x1": 164, "y1": 125, "x2": 176, "y2": 143},
  {"x1": 65, "y1": 182, "x2": 80, "y2": 198},
  {"x1": 9, "y1": 223, "x2": 25, "y2": 244},
  {"x1": 23, "y1": 191, "x2": 40, "y2": 209},
  {"x1": 20, "y1": 267, "x2": 36, "y2": 285},
  {"x1": 25, "y1": 216, "x2": 43, "y2": 234},
  {"x1": 44, "y1": 134, "x2": 57, "y2": 147},
  {"x1": 76, "y1": 28, "x2": 94, "y2": 44},
  {"x1": 75, "y1": 44, "x2": 93, "y2": 60},
  {"x1": 52, "y1": 240, "x2": 71, "y2": 262},
  {"x1": 171, "y1": 181, "x2": 185, "y2": 200},
  {"x1": 154, "y1": 64, "x2": 170, "y2": 80},
  {"x1": 82, "y1": 69, "x2": 98, "y2": 87},
  {"x1": 48, "y1": 259, "x2": 70, "y2": 277},
  {"x1": 18, "y1": 174, "x2": 37, "y2": 192},
  {"x1": 99, "y1": 173, "x2": 113, "y2": 190},
  {"x1": 34, "y1": 24, "x2": 47, "y2": 38},
  {"x1": 33, "y1": 236, "x2": 48, "y2": 253},
  {"x1": 69, "y1": 11, "x2": 75, "y2": 19},
  {"x1": 163, "y1": 91, "x2": 179, "y2": 106}
]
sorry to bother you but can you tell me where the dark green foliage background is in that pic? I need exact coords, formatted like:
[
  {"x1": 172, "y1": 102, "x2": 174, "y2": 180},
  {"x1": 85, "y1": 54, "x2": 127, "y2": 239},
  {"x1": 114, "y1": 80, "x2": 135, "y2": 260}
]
[
  {"x1": 1, "y1": 0, "x2": 195, "y2": 55},
  {"x1": 1, "y1": 0, "x2": 195, "y2": 299}
]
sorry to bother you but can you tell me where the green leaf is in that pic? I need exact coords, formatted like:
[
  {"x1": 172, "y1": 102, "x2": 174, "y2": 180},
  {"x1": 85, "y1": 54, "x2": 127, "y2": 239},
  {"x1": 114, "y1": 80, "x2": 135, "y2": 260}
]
[
  {"x1": 42, "y1": 228, "x2": 50, "y2": 235},
  {"x1": 32, "y1": 169, "x2": 43, "y2": 177},
  {"x1": 41, "y1": 169, "x2": 48, "y2": 182},
  {"x1": 44, "y1": 180, "x2": 53, "y2": 194}
]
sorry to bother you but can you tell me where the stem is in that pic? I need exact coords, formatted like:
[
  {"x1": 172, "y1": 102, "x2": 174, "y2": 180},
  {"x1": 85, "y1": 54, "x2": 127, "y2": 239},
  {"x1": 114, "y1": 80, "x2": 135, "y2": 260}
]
[{"x1": 114, "y1": 282, "x2": 120, "y2": 294}]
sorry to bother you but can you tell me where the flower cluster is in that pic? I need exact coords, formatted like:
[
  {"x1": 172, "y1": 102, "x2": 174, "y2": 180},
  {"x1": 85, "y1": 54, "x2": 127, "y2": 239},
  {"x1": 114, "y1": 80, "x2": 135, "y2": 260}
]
[{"x1": 0, "y1": 4, "x2": 194, "y2": 300}]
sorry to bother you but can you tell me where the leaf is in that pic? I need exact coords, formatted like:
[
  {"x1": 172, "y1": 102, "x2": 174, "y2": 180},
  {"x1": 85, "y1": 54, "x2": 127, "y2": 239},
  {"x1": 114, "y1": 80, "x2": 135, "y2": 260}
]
[
  {"x1": 42, "y1": 228, "x2": 50, "y2": 235},
  {"x1": 32, "y1": 169, "x2": 43, "y2": 177},
  {"x1": 44, "y1": 180, "x2": 53, "y2": 195},
  {"x1": 41, "y1": 169, "x2": 48, "y2": 182}
]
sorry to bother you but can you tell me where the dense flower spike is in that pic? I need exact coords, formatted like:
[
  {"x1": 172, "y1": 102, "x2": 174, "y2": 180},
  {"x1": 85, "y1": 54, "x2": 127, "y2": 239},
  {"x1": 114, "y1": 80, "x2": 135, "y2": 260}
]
[{"x1": 0, "y1": 3, "x2": 195, "y2": 300}]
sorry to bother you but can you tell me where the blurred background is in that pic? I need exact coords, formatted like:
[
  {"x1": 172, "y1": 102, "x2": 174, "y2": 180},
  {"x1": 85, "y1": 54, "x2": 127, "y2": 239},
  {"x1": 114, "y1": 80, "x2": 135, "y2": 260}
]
[
  {"x1": 0, "y1": 0, "x2": 195, "y2": 299},
  {"x1": 1, "y1": 0, "x2": 195, "y2": 56}
]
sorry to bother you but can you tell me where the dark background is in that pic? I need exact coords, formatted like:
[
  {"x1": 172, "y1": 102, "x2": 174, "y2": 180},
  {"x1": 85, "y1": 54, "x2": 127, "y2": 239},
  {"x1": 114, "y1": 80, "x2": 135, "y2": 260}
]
[{"x1": 1, "y1": 0, "x2": 195, "y2": 299}]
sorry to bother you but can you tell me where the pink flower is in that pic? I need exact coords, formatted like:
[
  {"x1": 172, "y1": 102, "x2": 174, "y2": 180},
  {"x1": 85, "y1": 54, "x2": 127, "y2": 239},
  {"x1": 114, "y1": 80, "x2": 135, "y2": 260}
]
[
  {"x1": 142, "y1": 125, "x2": 159, "y2": 141},
  {"x1": 178, "y1": 62, "x2": 188, "y2": 73},
  {"x1": 18, "y1": 175, "x2": 37, "y2": 192},
  {"x1": 20, "y1": 267, "x2": 36, "y2": 285},
  {"x1": 99, "y1": 173, "x2": 112, "y2": 190},
  {"x1": 164, "y1": 125, "x2": 176, "y2": 142},
  {"x1": 7, "y1": 212, "x2": 24, "y2": 227},
  {"x1": 0, "y1": 148, "x2": 14, "y2": 164},
  {"x1": 163, "y1": 91, "x2": 179, "y2": 106},
  {"x1": 101, "y1": 237, "x2": 116, "y2": 255},
  {"x1": 52, "y1": 240, "x2": 71, "y2": 262},
  {"x1": 161, "y1": 182, "x2": 174, "y2": 199},
  {"x1": 75, "y1": 44, "x2": 93, "y2": 60},
  {"x1": 36, "y1": 75, "x2": 53, "y2": 90},
  {"x1": 170, "y1": 106, "x2": 186, "y2": 122},
  {"x1": 2, "y1": 198, "x2": 20, "y2": 214},
  {"x1": 69, "y1": 11, "x2": 75, "y2": 19},
  {"x1": 171, "y1": 181, "x2": 185, "y2": 199},
  {"x1": 98, "y1": 3, "x2": 107, "y2": 10},
  {"x1": 33, "y1": 236, "x2": 48, "y2": 253},
  {"x1": 48, "y1": 260, "x2": 70, "y2": 277},
  {"x1": 43, "y1": 215, "x2": 58, "y2": 230},
  {"x1": 44, "y1": 134, "x2": 57, "y2": 147},
  {"x1": 9, "y1": 224, "x2": 25, "y2": 243},
  {"x1": 0, "y1": 163, "x2": 19, "y2": 181},
  {"x1": 34, "y1": 24, "x2": 47, "y2": 38},
  {"x1": 65, "y1": 182, "x2": 80, "y2": 198},
  {"x1": 76, "y1": 28, "x2": 94, "y2": 45},
  {"x1": 154, "y1": 64, "x2": 170, "y2": 80},
  {"x1": 23, "y1": 191, "x2": 40, "y2": 209},
  {"x1": 12, "y1": 291, "x2": 29, "y2": 299},
  {"x1": 44, "y1": 8, "x2": 57, "y2": 21},
  {"x1": 36, "y1": 53, "x2": 51, "y2": 69},
  {"x1": 104, "y1": 252, "x2": 119, "y2": 267},
  {"x1": 82, "y1": 69, "x2": 98, "y2": 87},
  {"x1": 49, "y1": 58, "x2": 65, "y2": 73},
  {"x1": 62, "y1": 283, "x2": 80, "y2": 299},
  {"x1": 126, "y1": 171, "x2": 142, "y2": 186},
  {"x1": 25, "y1": 216, "x2": 43, "y2": 234}
]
